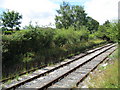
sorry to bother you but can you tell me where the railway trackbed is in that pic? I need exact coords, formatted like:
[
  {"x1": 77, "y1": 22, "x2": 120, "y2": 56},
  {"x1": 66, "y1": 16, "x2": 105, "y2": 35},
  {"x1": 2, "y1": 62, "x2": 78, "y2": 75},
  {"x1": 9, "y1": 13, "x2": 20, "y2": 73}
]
[
  {"x1": 1, "y1": 44, "x2": 110, "y2": 83},
  {"x1": 2, "y1": 43, "x2": 117, "y2": 89}
]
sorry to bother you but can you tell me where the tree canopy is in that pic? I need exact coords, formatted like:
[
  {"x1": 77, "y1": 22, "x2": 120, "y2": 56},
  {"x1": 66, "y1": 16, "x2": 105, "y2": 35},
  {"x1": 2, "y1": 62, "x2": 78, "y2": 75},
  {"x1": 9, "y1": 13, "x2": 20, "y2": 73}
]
[
  {"x1": 55, "y1": 2, "x2": 99, "y2": 32},
  {"x1": 0, "y1": 10, "x2": 22, "y2": 31}
]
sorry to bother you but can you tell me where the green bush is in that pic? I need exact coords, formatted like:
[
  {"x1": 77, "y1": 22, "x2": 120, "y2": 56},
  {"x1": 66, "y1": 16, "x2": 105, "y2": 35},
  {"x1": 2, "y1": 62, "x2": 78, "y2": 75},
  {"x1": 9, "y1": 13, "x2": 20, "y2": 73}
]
[
  {"x1": 2, "y1": 27, "x2": 106, "y2": 78},
  {"x1": 93, "y1": 22, "x2": 118, "y2": 42}
]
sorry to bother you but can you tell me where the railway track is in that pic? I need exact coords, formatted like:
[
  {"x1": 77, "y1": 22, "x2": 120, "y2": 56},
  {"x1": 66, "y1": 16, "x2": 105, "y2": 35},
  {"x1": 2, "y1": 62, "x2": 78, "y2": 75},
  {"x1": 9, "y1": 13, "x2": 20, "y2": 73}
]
[
  {"x1": 2, "y1": 43, "x2": 117, "y2": 89},
  {"x1": 1, "y1": 43, "x2": 108, "y2": 83},
  {"x1": 1, "y1": 65, "x2": 47, "y2": 83}
]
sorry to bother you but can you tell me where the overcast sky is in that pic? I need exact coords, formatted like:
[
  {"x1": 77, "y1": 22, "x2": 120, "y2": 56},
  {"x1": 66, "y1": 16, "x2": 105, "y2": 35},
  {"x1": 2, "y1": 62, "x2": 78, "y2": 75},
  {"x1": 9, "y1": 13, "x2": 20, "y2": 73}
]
[{"x1": 0, "y1": 0, "x2": 119, "y2": 28}]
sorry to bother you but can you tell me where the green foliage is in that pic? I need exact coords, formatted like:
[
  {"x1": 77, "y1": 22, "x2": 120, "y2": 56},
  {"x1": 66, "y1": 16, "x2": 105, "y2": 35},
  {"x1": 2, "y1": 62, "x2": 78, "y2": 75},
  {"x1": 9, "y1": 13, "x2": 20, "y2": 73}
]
[
  {"x1": 96, "y1": 25, "x2": 109, "y2": 40},
  {"x1": 86, "y1": 16, "x2": 99, "y2": 33},
  {"x1": 106, "y1": 23, "x2": 118, "y2": 42},
  {"x1": 4, "y1": 31, "x2": 12, "y2": 35},
  {"x1": 2, "y1": 27, "x2": 106, "y2": 78},
  {"x1": 23, "y1": 52, "x2": 35, "y2": 63},
  {"x1": 90, "y1": 20, "x2": 118, "y2": 42},
  {"x1": 71, "y1": 5, "x2": 87, "y2": 30},
  {"x1": 55, "y1": 1, "x2": 99, "y2": 32},
  {"x1": 53, "y1": 27, "x2": 90, "y2": 47},
  {"x1": 103, "y1": 20, "x2": 110, "y2": 27},
  {"x1": 55, "y1": 2, "x2": 72, "y2": 29},
  {"x1": 0, "y1": 9, "x2": 22, "y2": 31}
]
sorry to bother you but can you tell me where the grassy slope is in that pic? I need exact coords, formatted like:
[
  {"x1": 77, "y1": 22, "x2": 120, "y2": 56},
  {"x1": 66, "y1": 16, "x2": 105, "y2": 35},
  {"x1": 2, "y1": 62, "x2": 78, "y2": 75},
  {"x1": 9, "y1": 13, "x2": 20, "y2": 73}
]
[{"x1": 87, "y1": 49, "x2": 119, "y2": 88}]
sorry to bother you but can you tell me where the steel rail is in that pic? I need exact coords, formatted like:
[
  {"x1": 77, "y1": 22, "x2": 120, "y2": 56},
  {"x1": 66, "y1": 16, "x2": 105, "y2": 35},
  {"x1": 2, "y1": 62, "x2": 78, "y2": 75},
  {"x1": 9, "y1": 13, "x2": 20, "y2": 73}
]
[
  {"x1": 38, "y1": 44, "x2": 116, "y2": 90},
  {"x1": 4, "y1": 43, "x2": 115, "y2": 90},
  {"x1": 1, "y1": 44, "x2": 111, "y2": 83}
]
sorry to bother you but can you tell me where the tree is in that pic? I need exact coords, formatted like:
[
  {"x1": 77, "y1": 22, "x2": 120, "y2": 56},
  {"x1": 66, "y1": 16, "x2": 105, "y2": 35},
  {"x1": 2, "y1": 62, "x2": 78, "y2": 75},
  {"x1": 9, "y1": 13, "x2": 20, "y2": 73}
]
[
  {"x1": 96, "y1": 20, "x2": 118, "y2": 42},
  {"x1": 86, "y1": 16, "x2": 99, "y2": 33},
  {"x1": 71, "y1": 5, "x2": 87, "y2": 30},
  {"x1": 105, "y1": 22, "x2": 118, "y2": 42},
  {"x1": 55, "y1": 2, "x2": 87, "y2": 30},
  {"x1": 0, "y1": 10, "x2": 22, "y2": 31},
  {"x1": 103, "y1": 20, "x2": 110, "y2": 27},
  {"x1": 55, "y1": 2, "x2": 72, "y2": 29},
  {"x1": 55, "y1": 2, "x2": 99, "y2": 31}
]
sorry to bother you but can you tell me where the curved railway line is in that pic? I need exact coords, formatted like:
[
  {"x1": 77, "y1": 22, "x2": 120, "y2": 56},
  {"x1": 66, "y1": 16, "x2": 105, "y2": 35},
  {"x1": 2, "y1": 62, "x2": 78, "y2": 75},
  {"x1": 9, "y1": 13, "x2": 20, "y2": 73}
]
[
  {"x1": 1, "y1": 43, "x2": 108, "y2": 83},
  {"x1": 2, "y1": 43, "x2": 117, "y2": 89}
]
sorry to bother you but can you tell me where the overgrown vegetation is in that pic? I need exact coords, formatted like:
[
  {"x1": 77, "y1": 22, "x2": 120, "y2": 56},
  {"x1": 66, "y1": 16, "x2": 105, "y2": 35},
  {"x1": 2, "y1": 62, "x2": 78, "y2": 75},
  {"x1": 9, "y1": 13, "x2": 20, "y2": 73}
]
[
  {"x1": 2, "y1": 26, "x2": 107, "y2": 78},
  {"x1": 1, "y1": 2, "x2": 118, "y2": 79},
  {"x1": 87, "y1": 50, "x2": 119, "y2": 88}
]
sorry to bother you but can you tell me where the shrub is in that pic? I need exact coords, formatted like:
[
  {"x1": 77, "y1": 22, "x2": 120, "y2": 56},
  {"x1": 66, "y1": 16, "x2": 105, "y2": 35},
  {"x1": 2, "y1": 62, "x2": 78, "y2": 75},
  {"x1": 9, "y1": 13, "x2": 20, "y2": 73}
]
[{"x1": 2, "y1": 27, "x2": 106, "y2": 78}]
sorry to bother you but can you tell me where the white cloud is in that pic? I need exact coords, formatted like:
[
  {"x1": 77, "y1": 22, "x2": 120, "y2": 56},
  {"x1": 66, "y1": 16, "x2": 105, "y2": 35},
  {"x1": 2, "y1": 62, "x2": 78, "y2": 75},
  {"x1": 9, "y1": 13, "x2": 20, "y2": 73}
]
[
  {"x1": 84, "y1": 0, "x2": 119, "y2": 24},
  {"x1": 51, "y1": 0, "x2": 83, "y2": 2},
  {"x1": 1, "y1": 0, "x2": 119, "y2": 28},
  {"x1": 0, "y1": 0, "x2": 59, "y2": 27}
]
